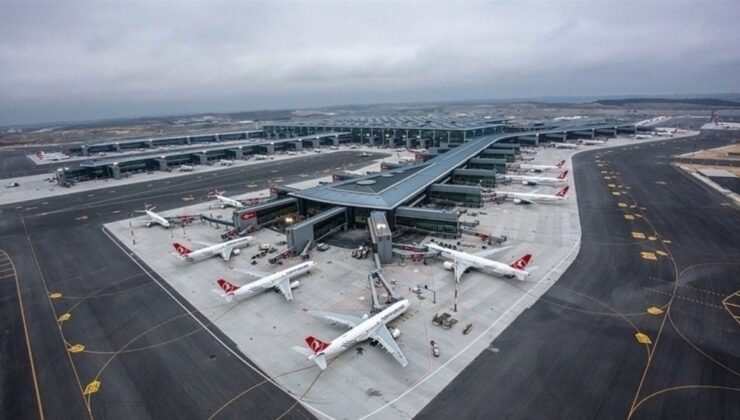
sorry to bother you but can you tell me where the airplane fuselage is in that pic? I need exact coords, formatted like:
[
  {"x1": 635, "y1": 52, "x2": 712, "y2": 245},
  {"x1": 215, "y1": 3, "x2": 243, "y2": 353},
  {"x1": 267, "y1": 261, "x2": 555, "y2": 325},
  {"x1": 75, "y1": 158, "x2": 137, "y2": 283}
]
[
  {"x1": 497, "y1": 190, "x2": 567, "y2": 203},
  {"x1": 185, "y1": 236, "x2": 253, "y2": 261},
  {"x1": 320, "y1": 300, "x2": 409, "y2": 358},
  {"x1": 215, "y1": 195, "x2": 243, "y2": 208},
  {"x1": 427, "y1": 243, "x2": 528, "y2": 279},
  {"x1": 145, "y1": 210, "x2": 170, "y2": 228},
  {"x1": 233, "y1": 261, "x2": 315, "y2": 299},
  {"x1": 507, "y1": 175, "x2": 567, "y2": 186}
]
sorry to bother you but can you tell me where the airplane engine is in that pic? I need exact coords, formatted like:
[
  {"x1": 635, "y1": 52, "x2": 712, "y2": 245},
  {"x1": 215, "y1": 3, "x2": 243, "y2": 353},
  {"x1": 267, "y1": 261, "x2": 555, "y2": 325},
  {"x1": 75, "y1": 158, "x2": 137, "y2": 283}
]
[
  {"x1": 290, "y1": 280, "x2": 300, "y2": 289},
  {"x1": 513, "y1": 198, "x2": 530, "y2": 205},
  {"x1": 522, "y1": 180, "x2": 536, "y2": 186},
  {"x1": 233, "y1": 249, "x2": 241, "y2": 255},
  {"x1": 146, "y1": 222, "x2": 152, "y2": 228},
  {"x1": 390, "y1": 327, "x2": 401, "y2": 338},
  {"x1": 443, "y1": 261, "x2": 455, "y2": 271}
]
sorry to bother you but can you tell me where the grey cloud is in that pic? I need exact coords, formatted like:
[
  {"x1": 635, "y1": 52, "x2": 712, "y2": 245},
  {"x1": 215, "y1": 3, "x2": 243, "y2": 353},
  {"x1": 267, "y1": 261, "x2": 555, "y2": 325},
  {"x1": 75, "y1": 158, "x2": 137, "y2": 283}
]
[{"x1": 0, "y1": 1, "x2": 738, "y2": 125}]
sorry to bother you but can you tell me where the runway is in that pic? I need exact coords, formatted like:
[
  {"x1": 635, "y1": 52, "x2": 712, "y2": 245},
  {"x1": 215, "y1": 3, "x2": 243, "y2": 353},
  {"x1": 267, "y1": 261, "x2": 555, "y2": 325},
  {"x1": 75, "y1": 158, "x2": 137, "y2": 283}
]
[
  {"x1": 417, "y1": 131, "x2": 740, "y2": 419},
  {"x1": 0, "y1": 151, "x2": 384, "y2": 419}
]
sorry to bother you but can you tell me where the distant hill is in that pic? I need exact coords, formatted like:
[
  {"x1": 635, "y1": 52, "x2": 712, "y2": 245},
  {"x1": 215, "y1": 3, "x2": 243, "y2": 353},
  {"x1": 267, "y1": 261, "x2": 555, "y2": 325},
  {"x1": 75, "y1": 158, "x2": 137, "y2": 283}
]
[{"x1": 594, "y1": 98, "x2": 740, "y2": 107}]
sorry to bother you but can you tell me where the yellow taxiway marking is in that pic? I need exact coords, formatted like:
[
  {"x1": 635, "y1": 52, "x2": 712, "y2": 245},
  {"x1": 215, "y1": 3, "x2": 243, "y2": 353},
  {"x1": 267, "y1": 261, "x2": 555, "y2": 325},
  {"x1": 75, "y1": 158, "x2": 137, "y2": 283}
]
[
  {"x1": 49, "y1": 292, "x2": 62, "y2": 299},
  {"x1": 635, "y1": 332, "x2": 652, "y2": 344},
  {"x1": 624, "y1": 214, "x2": 635, "y2": 220},
  {"x1": 647, "y1": 306, "x2": 664, "y2": 315},
  {"x1": 612, "y1": 192, "x2": 621, "y2": 196},
  {"x1": 648, "y1": 236, "x2": 658, "y2": 241},
  {"x1": 68, "y1": 344, "x2": 85, "y2": 353},
  {"x1": 631, "y1": 232, "x2": 646, "y2": 239},
  {"x1": 83, "y1": 381, "x2": 101, "y2": 396},
  {"x1": 618, "y1": 203, "x2": 628, "y2": 208},
  {"x1": 656, "y1": 250, "x2": 669, "y2": 257},
  {"x1": 641, "y1": 252, "x2": 657, "y2": 260},
  {"x1": 57, "y1": 313, "x2": 71, "y2": 323}
]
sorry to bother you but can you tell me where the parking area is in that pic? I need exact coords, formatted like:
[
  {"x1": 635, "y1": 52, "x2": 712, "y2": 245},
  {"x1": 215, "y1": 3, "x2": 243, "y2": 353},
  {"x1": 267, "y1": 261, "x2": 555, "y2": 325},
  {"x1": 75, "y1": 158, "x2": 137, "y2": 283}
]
[{"x1": 103, "y1": 132, "x2": 694, "y2": 419}]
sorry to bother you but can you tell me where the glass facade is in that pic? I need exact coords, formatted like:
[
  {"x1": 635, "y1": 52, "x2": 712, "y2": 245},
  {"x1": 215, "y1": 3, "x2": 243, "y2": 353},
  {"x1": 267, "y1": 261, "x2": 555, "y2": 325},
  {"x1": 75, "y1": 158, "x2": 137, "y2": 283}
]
[
  {"x1": 313, "y1": 211, "x2": 347, "y2": 239},
  {"x1": 396, "y1": 216, "x2": 458, "y2": 235},
  {"x1": 429, "y1": 190, "x2": 482, "y2": 207},
  {"x1": 451, "y1": 174, "x2": 496, "y2": 187},
  {"x1": 256, "y1": 201, "x2": 298, "y2": 224}
]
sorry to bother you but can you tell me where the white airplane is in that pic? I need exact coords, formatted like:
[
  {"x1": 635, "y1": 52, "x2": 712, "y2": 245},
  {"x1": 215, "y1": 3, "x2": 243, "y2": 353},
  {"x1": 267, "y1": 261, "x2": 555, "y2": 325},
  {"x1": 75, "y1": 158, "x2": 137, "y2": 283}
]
[
  {"x1": 519, "y1": 159, "x2": 566, "y2": 173},
  {"x1": 426, "y1": 242, "x2": 533, "y2": 282},
  {"x1": 292, "y1": 299, "x2": 410, "y2": 370},
  {"x1": 505, "y1": 170, "x2": 568, "y2": 186},
  {"x1": 210, "y1": 191, "x2": 244, "y2": 209},
  {"x1": 581, "y1": 139, "x2": 606, "y2": 146},
  {"x1": 135, "y1": 206, "x2": 170, "y2": 228},
  {"x1": 214, "y1": 261, "x2": 315, "y2": 302},
  {"x1": 555, "y1": 143, "x2": 579, "y2": 150},
  {"x1": 497, "y1": 186, "x2": 570, "y2": 205},
  {"x1": 172, "y1": 236, "x2": 254, "y2": 262}
]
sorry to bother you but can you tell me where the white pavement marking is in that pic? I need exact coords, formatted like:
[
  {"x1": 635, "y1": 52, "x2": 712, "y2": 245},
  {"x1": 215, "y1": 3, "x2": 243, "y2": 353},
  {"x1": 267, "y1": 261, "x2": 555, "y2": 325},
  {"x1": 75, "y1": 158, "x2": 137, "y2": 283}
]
[{"x1": 101, "y1": 226, "x2": 336, "y2": 420}]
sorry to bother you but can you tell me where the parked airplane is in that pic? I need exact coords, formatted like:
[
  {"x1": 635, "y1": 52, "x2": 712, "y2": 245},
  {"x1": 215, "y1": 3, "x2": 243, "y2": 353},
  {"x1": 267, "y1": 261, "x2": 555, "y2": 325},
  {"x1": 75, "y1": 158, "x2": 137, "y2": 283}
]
[
  {"x1": 292, "y1": 299, "x2": 410, "y2": 369},
  {"x1": 554, "y1": 143, "x2": 579, "y2": 150},
  {"x1": 172, "y1": 236, "x2": 254, "y2": 262},
  {"x1": 209, "y1": 191, "x2": 244, "y2": 208},
  {"x1": 519, "y1": 160, "x2": 566, "y2": 173},
  {"x1": 497, "y1": 186, "x2": 570, "y2": 205},
  {"x1": 214, "y1": 261, "x2": 315, "y2": 302},
  {"x1": 135, "y1": 206, "x2": 170, "y2": 228},
  {"x1": 426, "y1": 242, "x2": 533, "y2": 282},
  {"x1": 505, "y1": 170, "x2": 568, "y2": 186}
]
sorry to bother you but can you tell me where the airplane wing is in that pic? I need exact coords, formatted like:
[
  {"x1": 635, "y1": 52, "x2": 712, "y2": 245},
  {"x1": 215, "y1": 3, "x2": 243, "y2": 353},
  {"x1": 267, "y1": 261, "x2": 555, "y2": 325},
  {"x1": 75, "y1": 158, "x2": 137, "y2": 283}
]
[
  {"x1": 193, "y1": 239, "x2": 215, "y2": 248},
  {"x1": 473, "y1": 245, "x2": 512, "y2": 259},
  {"x1": 232, "y1": 266, "x2": 271, "y2": 279},
  {"x1": 220, "y1": 246, "x2": 234, "y2": 261},
  {"x1": 453, "y1": 260, "x2": 472, "y2": 283},
  {"x1": 308, "y1": 310, "x2": 364, "y2": 329},
  {"x1": 370, "y1": 325, "x2": 408, "y2": 367},
  {"x1": 274, "y1": 277, "x2": 293, "y2": 301}
]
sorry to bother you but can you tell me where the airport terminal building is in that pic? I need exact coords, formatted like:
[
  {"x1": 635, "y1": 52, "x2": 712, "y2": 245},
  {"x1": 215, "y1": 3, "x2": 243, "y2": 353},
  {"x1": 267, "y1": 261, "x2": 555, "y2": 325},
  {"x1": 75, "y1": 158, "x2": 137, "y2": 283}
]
[{"x1": 228, "y1": 118, "x2": 648, "y2": 253}]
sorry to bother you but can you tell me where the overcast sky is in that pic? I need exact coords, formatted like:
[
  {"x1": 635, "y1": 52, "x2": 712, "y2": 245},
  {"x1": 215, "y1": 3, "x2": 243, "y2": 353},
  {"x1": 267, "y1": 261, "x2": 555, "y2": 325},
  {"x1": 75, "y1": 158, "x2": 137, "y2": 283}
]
[{"x1": 1, "y1": 1, "x2": 738, "y2": 126}]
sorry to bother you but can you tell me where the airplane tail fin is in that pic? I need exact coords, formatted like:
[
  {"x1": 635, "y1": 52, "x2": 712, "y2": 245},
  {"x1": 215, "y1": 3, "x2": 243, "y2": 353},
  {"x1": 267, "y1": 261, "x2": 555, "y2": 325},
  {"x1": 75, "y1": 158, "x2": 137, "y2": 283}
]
[
  {"x1": 306, "y1": 336, "x2": 330, "y2": 353},
  {"x1": 293, "y1": 337, "x2": 330, "y2": 370},
  {"x1": 216, "y1": 279, "x2": 238, "y2": 302},
  {"x1": 558, "y1": 170, "x2": 569, "y2": 180},
  {"x1": 556, "y1": 159, "x2": 565, "y2": 168},
  {"x1": 510, "y1": 254, "x2": 532, "y2": 270},
  {"x1": 556, "y1": 186, "x2": 569, "y2": 198},
  {"x1": 172, "y1": 242, "x2": 192, "y2": 256}
]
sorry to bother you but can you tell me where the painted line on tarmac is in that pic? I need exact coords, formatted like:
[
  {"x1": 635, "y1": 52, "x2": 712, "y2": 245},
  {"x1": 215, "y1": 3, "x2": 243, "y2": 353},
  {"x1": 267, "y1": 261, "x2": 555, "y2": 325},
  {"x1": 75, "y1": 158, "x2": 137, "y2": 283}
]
[{"x1": 101, "y1": 226, "x2": 335, "y2": 420}]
